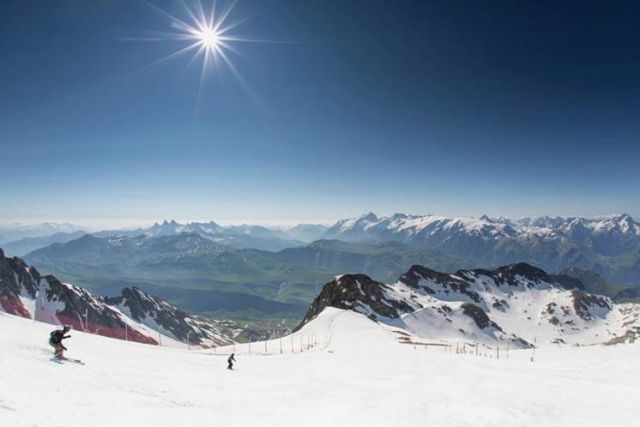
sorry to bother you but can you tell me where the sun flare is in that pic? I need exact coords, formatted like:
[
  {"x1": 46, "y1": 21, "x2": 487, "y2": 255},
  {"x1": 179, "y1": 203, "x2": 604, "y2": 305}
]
[
  {"x1": 135, "y1": 0, "x2": 258, "y2": 92},
  {"x1": 198, "y1": 27, "x2": 221, "y2": 50}
]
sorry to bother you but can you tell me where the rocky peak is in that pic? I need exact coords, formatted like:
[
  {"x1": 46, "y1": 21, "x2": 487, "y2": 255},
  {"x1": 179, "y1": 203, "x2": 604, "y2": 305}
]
[
  {"x1": 296, "y1": 262, "x2": 638, "y2": 347},
  {"x1": 491, "y1": 263, "x2": 552, "y2": 286},
  {"x1": 570, "y1": 290, "x2": 612, "y2": 321},
  {"x1": 34, "y1": 275, "x2": 158, "y2": 344},
  {"x1": 0, "y1": 249, "x2": 40, "y2": 316},
  {"x1": 105, "y1": 287, "x2": 232, "y2": 346},
  {"x1": 461, "y1": 303, "x2": 502, "y2": 331},
  {"x1": 294, "y1": 273, "x2": 414, "y2": 331},
  {"x1": 613, "y1": 213, "x2": 637, "y2": 234},
  {"x1": 1, "y1": 251, "x2": 232, "y2": 347},
  {"x1": 400, "y1": 265, "x2": 481, "y2": 303},
  {"x1": 358, "y1": 212, "x2": 378, "y2": 222},
  {"x1": 401, "y1": 264, "x2": 455, "y2": 288}
]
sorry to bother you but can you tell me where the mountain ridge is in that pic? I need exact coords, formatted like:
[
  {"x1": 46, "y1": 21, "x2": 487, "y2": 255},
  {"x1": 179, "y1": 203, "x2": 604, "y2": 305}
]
[
  {"x1": 322, "y1": 212, "x2": 640, "y2": 284},
  {"x1": 0, "y1": 249, "x2": 233, "y2": 347},
  {"x1": 296, "y1": 262, "x2": 640, "y2": 347}
]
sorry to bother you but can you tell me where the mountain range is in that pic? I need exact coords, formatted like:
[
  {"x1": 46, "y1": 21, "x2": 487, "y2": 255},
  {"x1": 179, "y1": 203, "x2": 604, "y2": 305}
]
[
  {"x1": 4, "y1": 213, "x2": 640, "y2": 322},
  {"x1": 22, "y1": 235, "x2": 469, "y2": 319},
  {"x1": 5, "y1": 242, "x2": 639, "y2": 350},
  {"x1": 323, "y1": 212, "x2": 640, "y2": 284},
  {"x1": 296, "y1": 263, "x2": 640, "y2": 347},
  {"x1": 0, "y1": 249, "x2": 234, "y2": 347},
  {"x1": 0, "y1": 223, "x2": 84, "y2": 246}
]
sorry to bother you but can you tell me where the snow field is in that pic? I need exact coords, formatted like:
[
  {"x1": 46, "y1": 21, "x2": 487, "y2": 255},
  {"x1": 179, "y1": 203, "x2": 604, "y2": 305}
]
[{"x1": 1, "y1": 308, "x2": 638, "y2": 427}]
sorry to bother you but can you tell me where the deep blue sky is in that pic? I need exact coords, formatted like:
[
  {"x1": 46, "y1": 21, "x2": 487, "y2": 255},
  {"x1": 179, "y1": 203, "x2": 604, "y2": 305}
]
[{"x1": 1, "y1": 0, "x2": 639, "y2": 226}]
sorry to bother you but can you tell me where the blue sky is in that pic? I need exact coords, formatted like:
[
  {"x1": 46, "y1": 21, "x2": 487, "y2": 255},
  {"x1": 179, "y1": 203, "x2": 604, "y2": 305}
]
[{"x1": 1, "y1": 0, "x2": 639, "y2": 226}]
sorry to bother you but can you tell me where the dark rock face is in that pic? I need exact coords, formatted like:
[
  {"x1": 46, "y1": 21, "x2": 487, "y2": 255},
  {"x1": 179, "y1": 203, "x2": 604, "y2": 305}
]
[
  {"x1": 40, "y1": 276, "x2": 157, "y2": 345},
  {"x1": 1, "y1": 248, "x2": 231, "y2": 347},
  {"x1": 297, "y1": 264, "x2": 559, "y2": 332},
  {"x1": 294, "y1": 274, "x2": 417, "y2": 331},
  {"x1": 456, "y1": 263, "x2": 553, "y2": 287},
  {"x1": 0, "y1": 248, "x2": 40, "y2": 317},
  {"x1": 400, "y1": 265, "x2": 452, "y2": 288},
  {"x1": 105, "y1": 287, "x2": 230, "y2": 346},
  {"x1": 402, "y1": 265, "x2": 481, "y2": 302},
  {"x1": 570, "y1": 290, "x2": 612, "y2": 321},
  {"x1": 294, "y1": 262, "x2": 628, "y2": 348},
  {"x1": 461, "y1": 303, "x2": 503, "y2": 331}
]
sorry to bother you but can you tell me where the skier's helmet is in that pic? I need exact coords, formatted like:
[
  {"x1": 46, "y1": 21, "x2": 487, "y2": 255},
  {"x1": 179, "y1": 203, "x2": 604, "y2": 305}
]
[{"x1": 63, "y1": 325, "x2": 71, "y2": 332}]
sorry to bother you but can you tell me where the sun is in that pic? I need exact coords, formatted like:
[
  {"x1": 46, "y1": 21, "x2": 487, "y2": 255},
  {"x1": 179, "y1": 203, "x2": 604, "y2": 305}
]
[
  {"x1": 198, "y1": 27, "x2": 221, "y2": 50},
  {"x1": 134, "y1": 0, "x2": 258, "y2": 85}
]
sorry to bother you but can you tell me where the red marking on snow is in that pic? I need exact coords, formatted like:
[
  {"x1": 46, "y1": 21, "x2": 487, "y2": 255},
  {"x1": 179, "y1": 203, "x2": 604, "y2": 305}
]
[
  {"x1": 52, "y1": 314, "x2": 159, "y2": 346},
  {"x1": 0, "y1": 296, "x2": 31, "y2": 318}
]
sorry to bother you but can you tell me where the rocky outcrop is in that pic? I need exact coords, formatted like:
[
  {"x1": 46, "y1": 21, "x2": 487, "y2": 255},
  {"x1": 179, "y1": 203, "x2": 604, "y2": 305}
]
[
  {"x1": 294, "y1": 274, "x2": 416, "y2": 331},
  {"x1": 401, "y1": 265, "x2": 481, "y2": 302},
  {"x1": 0, "y1": 248, "x2": 40, "y2": 317},
  {"x1": 570, "y1": 290, "x2": 612, "y2": 321},
  {"x1": 38, "y1": 275, "x2": 157, "y2": 344},
  {"x1": 490, "y1": 263, "x2": 553, "y2": 286},
  {"x1": 1, "y1": 247, "x2": 153, "y2": 342},
  {"x1": 1, "y1": 248, "x2": 233, "y2": 347},
  {"x1": 296, "y1": 262, "x2": 640, "y2": 347},
  {"x1": 105, "y1": 287, "x2": 232, "y2": 346},
  {"x1": 461, "y1": 303, "x2": 502, "y2": 331}
]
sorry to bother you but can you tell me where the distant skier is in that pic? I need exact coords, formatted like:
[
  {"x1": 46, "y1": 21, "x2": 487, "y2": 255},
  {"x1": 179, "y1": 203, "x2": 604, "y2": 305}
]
[
  {"x1": 227, "y1": 353, "x2": 236, "y2": 370},
  {"x1": 49, "y1": 325, "x2": 71, "y2": 359}
]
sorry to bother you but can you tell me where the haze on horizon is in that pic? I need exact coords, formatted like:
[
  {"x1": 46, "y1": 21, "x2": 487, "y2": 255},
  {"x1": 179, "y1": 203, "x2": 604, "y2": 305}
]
[{"x1": 1, "y1": 0, "x2": 639, "y2": 226}]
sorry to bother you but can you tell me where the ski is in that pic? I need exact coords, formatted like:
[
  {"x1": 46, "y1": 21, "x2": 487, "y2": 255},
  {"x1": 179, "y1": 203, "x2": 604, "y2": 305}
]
[{"x1": 52, "y1": 356, "x2": 85, "y2": 365}]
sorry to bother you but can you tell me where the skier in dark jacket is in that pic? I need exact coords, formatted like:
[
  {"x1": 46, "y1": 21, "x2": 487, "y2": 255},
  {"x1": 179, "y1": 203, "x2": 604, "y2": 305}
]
[
  {"x1": 49, "y1": 325, "x2": 71, "y2": 359},
  {"x1": 227, "y1": 353, "x2": 236, "y2": 370}
]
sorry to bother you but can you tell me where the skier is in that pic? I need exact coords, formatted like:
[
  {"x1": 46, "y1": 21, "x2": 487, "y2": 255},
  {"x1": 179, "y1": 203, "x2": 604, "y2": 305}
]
[
  {"x1": 227, "y1": 353, "x2": 236, "y2": 370},
  {"x1": 49, "y1": 325, "x2": 71, "y2": 360}
]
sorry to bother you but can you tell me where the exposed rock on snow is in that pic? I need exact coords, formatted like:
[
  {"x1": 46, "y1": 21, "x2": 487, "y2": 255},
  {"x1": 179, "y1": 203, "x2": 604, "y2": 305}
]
[
  {"x1": 105, "y1": 287, "x2": 231, "y2": 346},
  {"x1": 297, "y1": 262, "x2": 640, "y2": 347},
  {"x1": 0, "y1": 249, "x2": 39, "y2": 317},
  {"x1": 0, "y1": 249, "x2": 233, "y2": 347},
  {"x1": 294, "y1": 274, "x2": 416, "y2": 328}
]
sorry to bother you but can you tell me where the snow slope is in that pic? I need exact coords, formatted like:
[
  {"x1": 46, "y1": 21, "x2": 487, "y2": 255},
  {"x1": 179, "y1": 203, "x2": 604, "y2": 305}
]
[
  {"x1": 1, "y1": 308, "x2": 638, "y2": 427},
  {"x1": 297, "y1": 264, "x2": 640, "y2": 349}
]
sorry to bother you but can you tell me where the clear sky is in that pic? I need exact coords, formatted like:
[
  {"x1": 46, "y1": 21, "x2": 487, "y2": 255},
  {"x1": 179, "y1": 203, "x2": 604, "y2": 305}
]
[{"x1": 1, "y1": 0, "x2": 639, "y2": 227}]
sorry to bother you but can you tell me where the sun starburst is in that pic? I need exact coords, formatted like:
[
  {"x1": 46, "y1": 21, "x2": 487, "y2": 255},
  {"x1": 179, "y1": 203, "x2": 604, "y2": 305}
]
[{"x1": 131, "y1": 0, "x2": 258, "y2": 100}]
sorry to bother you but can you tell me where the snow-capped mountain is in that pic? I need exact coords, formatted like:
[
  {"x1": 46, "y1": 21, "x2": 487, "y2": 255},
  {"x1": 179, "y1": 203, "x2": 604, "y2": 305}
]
[
  {"x1": 323, "y1": 213, "x2": 640, "y2": 283},
  {"x1": 142, "y1": 220, "x2": 226, "y2": 237},
  {"x1": 296, "y1": 263, "x2": 640, "y2": 347},
  {"x1": 104, "y1": 287, "x2": 232, "y2": 347},
  {"x1": 0, "y1": 249, "x2": 233, "y2": 347},
  {"x1": 325, "y1": 212, "x2": 640, "y2": 246}
]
